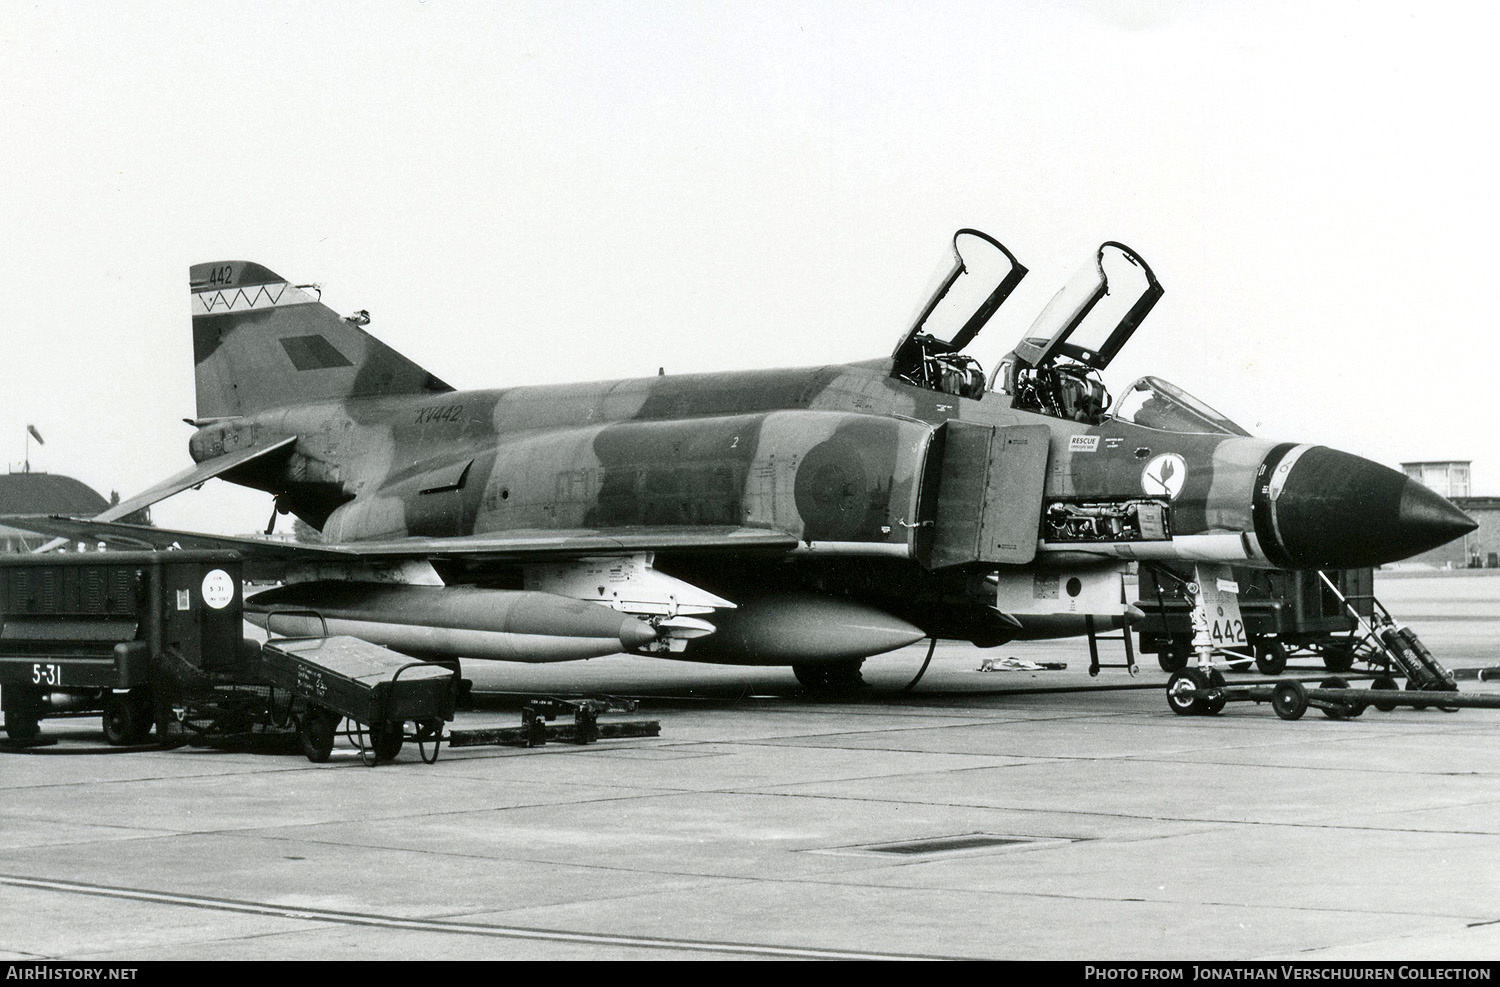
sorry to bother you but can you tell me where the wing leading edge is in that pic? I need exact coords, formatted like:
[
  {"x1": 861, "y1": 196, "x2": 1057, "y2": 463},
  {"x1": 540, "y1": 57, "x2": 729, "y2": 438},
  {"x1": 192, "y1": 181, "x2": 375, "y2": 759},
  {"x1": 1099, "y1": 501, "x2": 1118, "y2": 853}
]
[
  {"x1": 29, "y1": 436, "x2": 298, "y2": 554},
  {"x1": 2, "y1": 515, "x2": 799, "y2": 578}
]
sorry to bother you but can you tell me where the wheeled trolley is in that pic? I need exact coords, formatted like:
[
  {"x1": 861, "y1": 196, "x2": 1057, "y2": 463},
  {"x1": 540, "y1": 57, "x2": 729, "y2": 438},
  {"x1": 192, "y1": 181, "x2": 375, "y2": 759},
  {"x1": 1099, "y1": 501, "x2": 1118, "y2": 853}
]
[
  {"x1": 1164, "y1": 669, "x2": 1500, "y2": 721},
  {"x1": 257, "y1": 633, "x2": 457, "y2": 765}
]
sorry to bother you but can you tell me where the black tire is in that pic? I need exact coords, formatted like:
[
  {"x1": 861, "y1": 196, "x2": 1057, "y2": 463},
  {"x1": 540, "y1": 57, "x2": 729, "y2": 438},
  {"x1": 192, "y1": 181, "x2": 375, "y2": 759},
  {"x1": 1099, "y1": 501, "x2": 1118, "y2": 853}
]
[
  {"x1": 1321, "y1": 641, "x2": 1355, "y2": 673},
  {"x1": 1254, "y1": 638, "x2": 1288, "y2": 676},
  {"x1": 794, "y1": 659, "x2": 865, "y2": 694},
  {"x1": 1271, "y1": 680, "x2": 1308, "y2": 720},
  {"x1": 1166, "y1": 668, "x2": 1209, "y2": 716},
  {"x1": 416, "y1": 719, "x2": 443, "y2": 764},
  {"x1": 4, "y1": 713, "x2": 40, "y2": 742},
  {"x1": 372, "y1": 722, "x2": 405, "y2": 761},
  {"x1": 298, "y1": 706, "x2": 338, "y2": 763},
  {"x1": 3, "y1": 686, "x2": 43, "y2": 742},
  {"x1": 102, "y1": 692, "x2": 153, "y2": 745},
  {"x1": 1201, "y1": 669, "x2": 1228, "y2": 715},
  {"x1": 1371, "y1": 675, "x2": 1400, "y2": 712},
  {"x1": 1157, "y1": 637, "x2": 1191, "y2": 673},
  {"x1": 792, "y1": 664, "x2": 826, "y2": 689},
  {"x1": 1318, "y1": 676, "x2": 1351, "y2": 719},
  {"x1": 1392, "y1": 678, "x2": 1452, "y2": 708}
]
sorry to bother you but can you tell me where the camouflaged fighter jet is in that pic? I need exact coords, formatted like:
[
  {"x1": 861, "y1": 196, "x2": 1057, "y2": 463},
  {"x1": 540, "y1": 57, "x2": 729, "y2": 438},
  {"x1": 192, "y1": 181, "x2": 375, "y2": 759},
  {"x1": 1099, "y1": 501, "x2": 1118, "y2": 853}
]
[{"x1": 8, "y1": 231, "x2": 1475, "y2": 689}]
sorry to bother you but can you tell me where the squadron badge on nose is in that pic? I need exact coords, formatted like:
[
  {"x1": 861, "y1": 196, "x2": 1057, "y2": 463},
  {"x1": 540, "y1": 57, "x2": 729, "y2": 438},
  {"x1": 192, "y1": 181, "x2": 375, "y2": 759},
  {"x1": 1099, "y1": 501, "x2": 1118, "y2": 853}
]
[{"x1": 1141, "y1": 453, "x2": 1187, "y2": 499}]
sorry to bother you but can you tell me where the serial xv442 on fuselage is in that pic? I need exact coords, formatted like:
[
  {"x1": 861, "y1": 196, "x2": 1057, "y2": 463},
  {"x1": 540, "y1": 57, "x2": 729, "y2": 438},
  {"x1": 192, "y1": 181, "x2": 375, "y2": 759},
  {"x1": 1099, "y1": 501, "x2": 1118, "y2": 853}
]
[{"x1": 9, "y1": 231, "x2": 1475, "y2": 687}]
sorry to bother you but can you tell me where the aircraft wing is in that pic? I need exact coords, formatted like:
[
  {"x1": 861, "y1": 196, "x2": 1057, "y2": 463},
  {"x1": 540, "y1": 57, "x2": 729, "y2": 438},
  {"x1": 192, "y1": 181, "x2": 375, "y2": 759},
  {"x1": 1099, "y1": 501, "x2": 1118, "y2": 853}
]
[
  {"x1": 1, "y1": 515, "x2": 799, "y2": 576},
  {"x1": 96, "y1": 437, "x2": 298, "y2": 524},
  {"x1": 30, "y1": 437, "x2": 298, "y2": 554}
]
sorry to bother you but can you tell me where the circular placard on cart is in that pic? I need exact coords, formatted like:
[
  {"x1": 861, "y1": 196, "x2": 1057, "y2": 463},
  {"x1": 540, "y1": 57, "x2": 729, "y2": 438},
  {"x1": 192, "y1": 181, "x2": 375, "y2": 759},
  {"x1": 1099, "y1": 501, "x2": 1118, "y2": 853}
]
[{"x1": 201, "y1": 568, "x2": 236, "y2": 609}]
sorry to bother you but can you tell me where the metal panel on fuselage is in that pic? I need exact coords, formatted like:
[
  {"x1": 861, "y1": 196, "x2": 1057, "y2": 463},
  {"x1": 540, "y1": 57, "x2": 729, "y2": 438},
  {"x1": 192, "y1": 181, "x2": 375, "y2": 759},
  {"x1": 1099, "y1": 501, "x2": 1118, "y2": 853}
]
[
  {"x1": 924, "y1": 420, "x2": 994, "y2": 569},
  {"x1": 980, "y1": 425, "x2": 1050, "y2": 564},
  {"x1": 922, "y1": 421, "x2": 1050, "y2": 569}
]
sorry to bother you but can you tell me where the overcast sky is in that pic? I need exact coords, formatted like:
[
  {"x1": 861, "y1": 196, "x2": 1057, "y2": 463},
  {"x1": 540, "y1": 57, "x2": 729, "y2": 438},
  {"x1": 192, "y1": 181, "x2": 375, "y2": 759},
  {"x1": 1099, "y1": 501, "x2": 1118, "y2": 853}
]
[{"x1": 2, "y1": 1, "x2": 1495, "y2": 533}]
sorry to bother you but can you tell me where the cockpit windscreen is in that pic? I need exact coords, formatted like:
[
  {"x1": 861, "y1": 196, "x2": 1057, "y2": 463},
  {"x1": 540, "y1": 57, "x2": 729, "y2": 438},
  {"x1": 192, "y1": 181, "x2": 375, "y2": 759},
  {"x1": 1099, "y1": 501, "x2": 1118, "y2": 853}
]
[{"x1": 1111, "y1": 376, "x2": 1251, "y2": 436}]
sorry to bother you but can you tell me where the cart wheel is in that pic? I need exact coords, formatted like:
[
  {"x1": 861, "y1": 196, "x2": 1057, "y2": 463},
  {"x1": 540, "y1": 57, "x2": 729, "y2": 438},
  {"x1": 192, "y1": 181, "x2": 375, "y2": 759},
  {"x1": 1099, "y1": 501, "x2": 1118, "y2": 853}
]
[
  {"x1": 4, "y1": 686, "x2": 42, "y2": 742},
  {"x1": 1254, "y1": 639, "x2": 1288, "y2": 676},
  {"x1": 416, "y1": 720, "x2": 443, "y2": 764},
  {"x1": 4, "y1": 713, "x2": 40, "y2": 742},
  {"x1": 372, "y1": 722, "x2": 405, "y2": 762},
  {"x1": 1321, "y1": 641, "x2": 1355, "y2": 673},
  {"x1": 298, "y1": 706, "x2": 338, "y2": 763},
  {"x1": 1371, "y1": 675, "x2": 1400, "y2": 712},
  {"x1": 1412, "y1": 681, "x2": 1462, "y2": 713},
  {"x1": 1202, "y1": 669, "x2": 1227, "y2": 715},
  {"x1": 1402, "y1": 678, "x2": 1459, "y2": 712},
  {"x1": 102, "y1": 691, "x2": 154, "y2": 745},
  {"x1": 1271, "y1": 680, "x2": 1308, "y2": 720},
  {"x1": 1166, "y1": 668, "x2": 1209, "y2": 716},
  {"x1": 1157, "y1": 637, "x2": 1191, "y2": 673},
  {"x1": 1318, "y1": 676, "x2": 1351, "y2": 719}
]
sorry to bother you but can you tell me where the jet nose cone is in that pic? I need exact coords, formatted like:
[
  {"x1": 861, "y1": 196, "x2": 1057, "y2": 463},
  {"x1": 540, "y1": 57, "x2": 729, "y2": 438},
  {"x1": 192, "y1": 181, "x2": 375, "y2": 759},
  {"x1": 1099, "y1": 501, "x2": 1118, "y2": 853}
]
[
  {"x1": 1397, "y1": 479, "x2": 1479, "y2": 553},
  {"x1": 1258, "y1": 446, "x2": 1477, "y2": 568}
]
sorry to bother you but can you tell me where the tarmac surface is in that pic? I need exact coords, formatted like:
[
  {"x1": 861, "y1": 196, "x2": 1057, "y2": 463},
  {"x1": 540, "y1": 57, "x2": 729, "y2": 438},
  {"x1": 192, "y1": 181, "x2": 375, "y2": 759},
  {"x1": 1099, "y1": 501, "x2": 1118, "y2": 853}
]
[{"x1": 3, "y1": 570, "x2": 1500, "y2": 961}]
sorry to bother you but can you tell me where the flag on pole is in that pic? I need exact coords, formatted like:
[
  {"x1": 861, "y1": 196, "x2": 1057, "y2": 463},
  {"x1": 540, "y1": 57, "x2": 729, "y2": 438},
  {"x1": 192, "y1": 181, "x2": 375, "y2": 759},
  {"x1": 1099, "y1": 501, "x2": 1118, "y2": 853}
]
[{"x1": 26, "y1": 425, "x2": 43, "y2": 445}]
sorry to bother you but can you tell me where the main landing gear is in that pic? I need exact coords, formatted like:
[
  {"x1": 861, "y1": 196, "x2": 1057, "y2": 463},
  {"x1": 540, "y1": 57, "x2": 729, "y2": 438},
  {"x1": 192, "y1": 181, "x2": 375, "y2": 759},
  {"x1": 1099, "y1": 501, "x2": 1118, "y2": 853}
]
[{"x1": 794, "y1": 659, "x2": 866, "y2": 694}]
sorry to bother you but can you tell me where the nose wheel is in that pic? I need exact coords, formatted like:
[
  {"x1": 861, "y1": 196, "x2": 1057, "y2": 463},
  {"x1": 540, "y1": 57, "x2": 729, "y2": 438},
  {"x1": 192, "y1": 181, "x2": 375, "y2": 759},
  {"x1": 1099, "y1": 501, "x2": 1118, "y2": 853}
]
[{"x1": 1166, "y1": 667, "x2": 1227, "y2": 716}]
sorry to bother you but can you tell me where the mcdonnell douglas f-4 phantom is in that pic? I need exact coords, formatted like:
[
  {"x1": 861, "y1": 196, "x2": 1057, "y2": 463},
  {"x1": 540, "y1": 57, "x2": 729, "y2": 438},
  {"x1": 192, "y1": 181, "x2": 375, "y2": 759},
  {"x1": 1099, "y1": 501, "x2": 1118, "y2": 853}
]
[{"x1": 9, "y1": 230, "x2": 1475, "y2": 691}]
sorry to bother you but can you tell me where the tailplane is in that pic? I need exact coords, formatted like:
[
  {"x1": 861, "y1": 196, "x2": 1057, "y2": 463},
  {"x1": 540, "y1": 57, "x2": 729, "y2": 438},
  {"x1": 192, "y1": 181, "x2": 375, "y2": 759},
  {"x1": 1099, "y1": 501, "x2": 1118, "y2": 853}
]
[{"x1": 190, "y1": 261, "x2": 452, "y2": 419}]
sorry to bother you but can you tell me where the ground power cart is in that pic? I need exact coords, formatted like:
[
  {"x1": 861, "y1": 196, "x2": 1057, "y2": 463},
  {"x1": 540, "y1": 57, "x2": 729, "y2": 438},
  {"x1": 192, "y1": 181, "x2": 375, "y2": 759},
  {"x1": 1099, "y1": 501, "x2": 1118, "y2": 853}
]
[
  {"x1": 1137, "y1": 565, "x2": 1375, "y2": 674},
  {"x1": 0, "y1": 550, "x2": 246, "y2": 743}
]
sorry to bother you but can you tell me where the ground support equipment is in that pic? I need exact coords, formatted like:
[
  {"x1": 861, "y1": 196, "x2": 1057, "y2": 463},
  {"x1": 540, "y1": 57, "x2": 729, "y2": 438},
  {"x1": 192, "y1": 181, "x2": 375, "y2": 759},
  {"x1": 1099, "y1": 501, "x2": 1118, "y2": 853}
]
[
  {"x1": 0, "y1": 551, "x2": 246, "y2": 747},
  {"x1": 447, "y1": 696, "x2": 659, "y2": 749},
  {"x1": 1085, "y1": 614, "x2": 1138, "y2": 677},
  {"x1": 1139, "y1": 564, "x2": 1373, "y2": 674},
  {"x1": 1163, "y1": 671, "x2": 1500, "y2": 720},
  {"x1": 1312, "y1": 571, "x2": 1457, "y2": 693},
  {"x1": 257, "y1": 631, "x2": 457, "y2": 765}
]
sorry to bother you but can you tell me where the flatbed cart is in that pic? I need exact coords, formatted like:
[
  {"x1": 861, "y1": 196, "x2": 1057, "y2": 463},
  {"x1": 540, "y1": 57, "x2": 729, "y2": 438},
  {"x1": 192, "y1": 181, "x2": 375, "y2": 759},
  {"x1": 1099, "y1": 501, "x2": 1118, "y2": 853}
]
[{"x1": 257, "y1": 614, "x2": 457, "y2": 765}]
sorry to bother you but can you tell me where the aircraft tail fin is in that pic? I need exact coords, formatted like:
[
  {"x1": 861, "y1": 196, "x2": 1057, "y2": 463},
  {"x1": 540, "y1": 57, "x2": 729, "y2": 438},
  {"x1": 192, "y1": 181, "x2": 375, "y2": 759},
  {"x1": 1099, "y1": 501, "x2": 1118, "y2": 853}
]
[{"x1": 190, "y1": 261, "x2": 452, "y2": 419}]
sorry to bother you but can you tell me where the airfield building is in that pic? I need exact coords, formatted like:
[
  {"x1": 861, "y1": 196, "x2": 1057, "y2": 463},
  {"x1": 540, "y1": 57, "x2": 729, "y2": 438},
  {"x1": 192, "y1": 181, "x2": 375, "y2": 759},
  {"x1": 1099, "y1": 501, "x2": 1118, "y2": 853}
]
[
  {"x1": 0, "y1": 473, "x2": 110, "y2": 552},
  {"x1": 1400, "y1": 461, "x2": 1498, "y2": 568}
]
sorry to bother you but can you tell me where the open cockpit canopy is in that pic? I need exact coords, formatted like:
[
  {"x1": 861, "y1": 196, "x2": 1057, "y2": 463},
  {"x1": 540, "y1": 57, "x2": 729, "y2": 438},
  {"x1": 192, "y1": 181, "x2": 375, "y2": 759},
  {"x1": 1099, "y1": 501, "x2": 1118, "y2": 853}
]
[
  {"x1": 890, "y1": 229, "x2": 1026, "y2": 398},
  {"x1": 997, "y1": 241, "x2": 1163, "y2": 425},
  {"x1": 1011, "y1": 242, "x2": 1162, "y2": 372}
]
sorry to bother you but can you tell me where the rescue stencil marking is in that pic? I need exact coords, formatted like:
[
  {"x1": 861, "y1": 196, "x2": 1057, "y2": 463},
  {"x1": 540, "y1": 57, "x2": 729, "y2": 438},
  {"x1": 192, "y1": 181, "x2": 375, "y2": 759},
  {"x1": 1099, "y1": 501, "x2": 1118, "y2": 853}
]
[
  {"x1": 1068, "y1": 435, "x2": 1099, "y2": 452},
  {"x1": 201, "y1": 569, "x2": 235, "y2": 609},
  {"x1": 1141, "y1": 453, "x2": 1187, "y2": 499}
]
